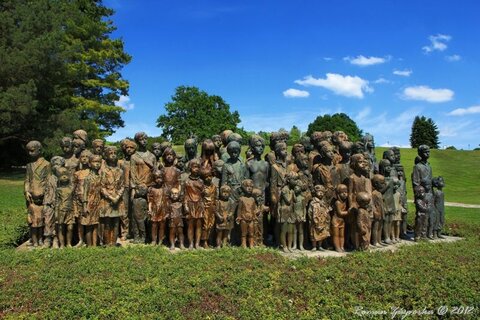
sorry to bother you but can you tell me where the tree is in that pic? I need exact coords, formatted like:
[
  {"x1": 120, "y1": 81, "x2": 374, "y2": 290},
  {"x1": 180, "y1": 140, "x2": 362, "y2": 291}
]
[
  {"x1": 306, "y1": 113, "x2": 362, "y2": 141},
  {"x1": 157, "y1": 86, "x2": 241, "y2": 144},
  {"x1": 287, "y1": 125, "x2": 301, "y2": 146},
  {"x1": 0, "y1": 0, "x2": 131, "y2": 166},
  {"x1": 410, "y1": 116, "x2": 440, "y2": 149}
]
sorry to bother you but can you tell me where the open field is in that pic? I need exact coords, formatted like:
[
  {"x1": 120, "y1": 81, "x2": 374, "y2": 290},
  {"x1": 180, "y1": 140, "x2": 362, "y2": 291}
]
[{"x1": 0, "y1": 148, "x2": 479, "y2": 319}]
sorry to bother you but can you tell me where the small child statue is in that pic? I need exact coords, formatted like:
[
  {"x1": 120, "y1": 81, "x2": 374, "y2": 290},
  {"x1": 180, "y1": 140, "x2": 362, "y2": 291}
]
[
  {"x1": 168, "y1": 188, "x2": 185, "y2": 250},
  {"x1": 379, "y1": 159, "x2": 395, "y2": 244},
  {"x1": 308, "y1": 185, "x2": 331, "y2": 251},
  {"x1": 391, "y1": 181, "x2": 402, "y2": 243},
  {"x1": 236, "y1": 179, "x2": 257, "y2": 248},
  {"x1": 24, "y1": 140, "x2": 51, "y2": 248},
  {"x1": 413, "y1": 185, "x2": 429, "y2": 241},
  {"x1": 43, "y1": 156, "x2": 66, "y2": 248},
  {"x1": 432, "y1": 176, "x2": 446, "y2": 239},
  {"x1": 371, "y1": 174, "x2": 386, "y2": 247},
  {"x1": 279, "y1": 172, "x2": 297, "y2": 252},
  {"x1": 54, "y1": 167, "x2": 75, "y2": 248},
  {"x1": 331, "y1": 184, "x2": 349, "y2": 252},
  {"x1": 183, "y1": 159, "x2": 205, "y2": 249},
  {"x1": 252, "y1": 188, "x2": 269, "y2": 247},
  {"x1": 200, "y1": 167, "x2": 217, "y2": 248},
  {"x1": 292, "y1": 180, "x2": 307, "y2": 251},
  {"x1": 356, "y1": 191, "x2": 372, "y2": 251},
  {"x1": 215, "y1": 185, "x2": 236, "y2": 248},
  {"x1": 147, "y1": 170, "x2": 166, "y2": 246},
  {"x1": 81, "y1": 154, "x2": 103, "y2": 247},
  {"x1": 73, "y1": 149, "x2": 92, "y2": 247}
]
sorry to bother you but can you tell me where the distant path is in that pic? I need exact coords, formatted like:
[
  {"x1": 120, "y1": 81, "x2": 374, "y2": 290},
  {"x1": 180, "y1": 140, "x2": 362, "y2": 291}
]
[{"x1": 407, "y1": 200, "x2": 480, "y2": 209}]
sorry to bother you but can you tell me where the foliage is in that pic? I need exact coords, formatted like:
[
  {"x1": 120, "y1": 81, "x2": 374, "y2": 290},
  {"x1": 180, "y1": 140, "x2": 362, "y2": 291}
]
[
  {"x1": 0, "y1": 0, "x2": 131, "y2": 166},
  {"x1": 306, "y1": 113, "x2": 362, "y2": 142},
  {"x1": 287, "y1": 125, "x2": 302, "y2": 146},
  {"x1": 156, "y1": 86, "x2": 241, "y2": 145},
  {"x1": 446, "y1": 146, "x2": 457, "y2": 150},
  {"x1": 410, "y1": 115, "x2": 440, "y2": 149}
]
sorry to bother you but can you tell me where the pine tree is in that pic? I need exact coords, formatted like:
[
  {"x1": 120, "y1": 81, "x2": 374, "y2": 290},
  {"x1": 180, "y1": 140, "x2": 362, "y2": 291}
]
[{"x1": 410, "y1": 116, "x2": 440, "y2": 149}]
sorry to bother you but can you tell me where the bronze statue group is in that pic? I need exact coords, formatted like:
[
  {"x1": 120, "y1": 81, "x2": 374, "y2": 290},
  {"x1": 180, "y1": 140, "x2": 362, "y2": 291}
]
[{"x1": 23, "y1": 128, "x2": 446, "y2": 252}]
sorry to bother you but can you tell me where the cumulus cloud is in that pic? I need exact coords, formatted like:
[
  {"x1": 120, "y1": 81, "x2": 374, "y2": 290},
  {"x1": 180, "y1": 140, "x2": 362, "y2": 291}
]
[
  {"x1": 447, "y1": 105, "x2": 480, "y2": 116},
  {"x1": 401, "y1": 85, "x2": 454, "y2": 103},
  {"x1": 393, "y1": 69, "x2": 412, "y2": 77},
  {"x1": 294, "y1": 73, "x2": 372, "y2": 99},
  {"x1": 422, "y1": 34, "x2": 451, "y2": 53},
  {"x1": 343, "y1": 55, "x2": 389, "y2": 66},
  {"x1": 116, "y1": 95, "x2": 135, "y2": 110},
  {"x1": 282, "y1": 88, "x2": 310, "y2": 98},
  {"x1": 445, "y1": 54, "x2": 461, "y2": 62}
]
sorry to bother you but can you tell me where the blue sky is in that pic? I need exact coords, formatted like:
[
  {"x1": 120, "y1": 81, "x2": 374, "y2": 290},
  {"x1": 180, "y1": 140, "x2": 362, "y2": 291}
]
[{"x1": 105, "y1": 0, "x2": 480, "y2": 149}]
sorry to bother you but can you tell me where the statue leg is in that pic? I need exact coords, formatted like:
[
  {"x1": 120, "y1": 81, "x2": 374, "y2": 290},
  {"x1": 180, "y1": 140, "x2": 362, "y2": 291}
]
[
  {"x1": 76, "y1": 219, "x2": 85, "y2": 247},
  {"x1": 178, "y1": 227, "x2": 185, "y2": 249},
  {"x1": 291, "y1": 223, "x2": 298, "y2": 250},
  {"x1": 187, "y1": 219, "x2": 194, "y2": 249},
  {"x1": 280, "y1": 223, "x2": 288, "y2": 252},
  {"x1": 66, "y1": 224, "x2": 74, "y2": 247},
  {"x1": 195, "y1": 219, "x2": 202, "y2": 249},
  {"x1": 169, "y1": 224, "x2": 176, "y2": 250},
  {"x1": 57, "y1": 224, "x2": 65, "y2": 248},
  {"x1": 332, "y1": 226, "x2": 341, "y2": 252},
  {"x1": 298, "y1": 222, "x2": 305, "y2": 251},
  {"x1": 91, "y1": 225, "x2": 98, "y2": 247},
  {"x1": 339, "y1": 225, "x2": 345, "y2": 252},
  {"x1": 151, "y1": 221, "x2": 159, "y2": 245},
  {"x1": 240, "y1": 221, "x2": 247, "y2": 248},
  {"x1": 132, "y1": 198, "x2": 147, "y2": 243}
]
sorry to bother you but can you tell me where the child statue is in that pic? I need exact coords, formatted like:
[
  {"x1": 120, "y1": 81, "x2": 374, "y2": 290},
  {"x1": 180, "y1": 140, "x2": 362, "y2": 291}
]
[
  {"x1": 414, "y1": 185, "x2": 429, "y2": 241},
  {"x1": 334, "y1": 140, "x2": 353, "y2": 187},
  {"x1": 100, "y1": 146, "x2": 125, "y2": 246},
  {"x1": 347, "y1": 153, "x2": 372, "y2": 250},
  {"x1": 130, "y1": 132, "x2": 156, "y2": 244},
  {"x1": 200, "y1": 139, "x2": 218, "y2": 171},
  {"x1": 168, "y1": 188, "x2": 185, "y2": 250},
  {"x1": 379, "y1": 159, "x2": 395, "y2": 244},
  {"x1": 397, "y1": 170, "x2": 410, "y2": 240},
  {"x1": 391, "y1": 181, "x2": 402, "y2": 243},
  {"x1": 356, "y1": 192, "x2": 372, "y2": 251},
  {"x1": 73, "y1": 149, "x2": 92, "y2": 247},
  {"x1": 43, "y1": 156, "x2": 66, "y2": 248},
  {"x1": 308, "y1": 185, "x2": 331, "y2": 251},
  {"x1": 236, "y1": 179, "x2": 257, "y2": 248},
  {"x1": 201, "y1": 167, "x2": 217, "y2": 248},
  {"x1": 183, "y1": 159, "x2": 205, "y2": 249},
  {"x1": 24, "y1": 140, "x2": 51, "y2": 248},
  {"x1": 72, "y1": 138, "x2": 86, "y2": 164},
  {"x1": 60, "y1": 137, "x2": 78, "y2": 175},
  {"x1": 147, "y1": 170, "x2": 166, "y2": 245},
  {"x1": 252, "y1": 188, "x2": 269, "y2": 247},
  {"x1": 211, "y1": 134, "x2": 223, "y2": 160},
  {"x1": 54, "y1": 167, "x2": 75, "y2": 248},
  {"x1": 119, "y1": 139, "x2": 137, "y2": 241},
  {"x1": 221, "y1": 141, "x2": 247, "y2": 203},
  {"x1": 180, "y1": 137, "x2": 198, "y2": 174},
  {"x1": 432, "y1": 176, "x2": 446, "y2": 239},
  {"x1": 331, "y1": 184, "x2": 349, "y2": 252},
  {"x1": 278, "y1": 172, "x2": 297, "y2": 252},
  {"x1": 293, "y1": 180, "x2": 308, "y2": 251},
  {"x1": 312, "y1": 141, "x2": 336, "y2": 204},
  {"x1": 215, "y1": 185, "x2": 235, "y2": 248},
  {"x1": 269, "y1": 141, "x2": 289, "y2": 246},
  {"x1": 371, "y1": 174, "x2": 386, "y2": 247},
  {"x1": 151, "y1": 142, "x2": 164, "y2": 171},
  {"x1": 81, "y1": 154, "x2": 103, "y2": 247},
  {"x1": 161, "y1": 147, "x2": 182, "y2": 194}
]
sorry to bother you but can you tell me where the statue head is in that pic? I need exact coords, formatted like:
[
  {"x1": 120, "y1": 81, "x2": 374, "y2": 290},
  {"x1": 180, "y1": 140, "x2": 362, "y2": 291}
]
[
  {"x1": 162, "y1": 147, "x2": 177, "y2": 166},
  {"x1": 332, "y1": 131, "x2": 348, "y2": 146},
  {"x1": 241, "y1": 179, "x2": 254, "y2": 196},
  {"x1": 383, "y1": 149, "x2": 396, "y2": 164},
  {"x1": 220, "y1": 130, "x2": 233, "y2": 147},
  {"x1": 56, "y1": 167, "x2": 71, "y2": 186},
  {"x1": 356, "y1": 191, "x2": 371, "y2": 209},
  {"x1": 60, "y1": 137, "x2": 73, "y2": 156},
  {"x1": 338, "y1": 141, "x2": 353, "y2": 162},
  {"x1": 26, "y1": 140, "x2": 42, "y2": 160},
  {"x1": 121, "y1": 139, "x2": 137, "y2": 158},
  {"x1": 336, "y1": 184, "x2": 348, "y2": 201},
  {"x1": 104, "y1": 146, "x2": 118, "y2": 165},
  {"x1": 291, "y1": 143, "x2": 305, "y2": 160},
  {"x1": 350, "y1": 153, "x2": 369, "y2": 176},
  {"x1": 211, "y1": 134, "x2": 222, "y2": 149},
  {"x1": 372, "y1": 174, "x2": 385, "y2": 191},
  {"x1": 134, "y1": 132, "x2": 148, "y2": 150},
  {"x1": 274, "y1": 141, "x2": 287, "y2": 161},
  {"x1": 89, "y1": 154, "x2": 102, "y2": 172},
  {"x1": 226, "y1": 141, "x2": 241, "y2": 160},
  {"x1": 91, "y1": 139, "x2": 105, "y2": 156},
  {"x1": 379, "y1": 159, "x2": 392, "y2": 177},
  {"x1": 184, "y1": 137, "x2": 198, "y2": 158},
  {"x1": 151, "y1": 142, "x2": 162, "y2": 159},
  {"x1": 219, "y1": 185, "x2": 232, "y2": 200},
  {"x1": 72, "y1": 138, "x2": 86, "y2": 157},
  {"x1": 79, "y1": 149, "x2": 92, "y2": 168},
  {"x1": 249, "y1": 135, "x2": 265, "y2": 157},
  {"x1": 73, "y1": 129, "x2": 88, "y2": 145},
  {"x1": 417, "y1": 145, "x2": 430, "y2": 161},
  {"x1": 201, "y1": 139, "x2": 216, "y2": 159},
  {"x1": 50, "y1": 156, "x2": 65, "y2": 175}
]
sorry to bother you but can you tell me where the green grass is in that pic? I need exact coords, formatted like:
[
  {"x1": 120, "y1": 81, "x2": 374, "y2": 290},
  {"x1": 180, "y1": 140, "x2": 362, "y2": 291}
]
[{"x1": 1, "y1": 150, "x2": 479, "y2": 318}]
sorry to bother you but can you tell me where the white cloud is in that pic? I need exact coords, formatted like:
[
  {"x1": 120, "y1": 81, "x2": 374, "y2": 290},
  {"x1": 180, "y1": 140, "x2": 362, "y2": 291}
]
[
  {"x1": 355, "y1": 106, "x2": 371, "y2": 122},
  {"x1": 422, "y1": 34, "x2": 451, "y2": 53},
  {"x1": 393, "y1": 69, "x2": 412, "y2": 77},
  {"x1": 343, "y1": 55, "x2": 389, "y2": 66},
  {"x1": 445, "y1": 54, "x2": 461, "y2": 62},
  {"x1": 438, "y1": 120, "x2": 472, "y2": 137},
  {"x1": 374, "y1": 78, "x2": 391, "y2": 84},
  {"x1": 282, "y1": 88, "x2": 310, "y2": 98},
  {"x1": 116, "y1": 95, "x2": 135, "y2": 110},
  {"x1": 294, "y1": 73, "x2": 372, "y2": 99},
  {"x1": 323, "y1": 57, "x2": 333, "y2": 61},
  {"x1": 447, "y1": 105, "x2": 480, "y2": 116},
  {"x1": 402, "y1": 85, "x2": 454, "y2": 103}
]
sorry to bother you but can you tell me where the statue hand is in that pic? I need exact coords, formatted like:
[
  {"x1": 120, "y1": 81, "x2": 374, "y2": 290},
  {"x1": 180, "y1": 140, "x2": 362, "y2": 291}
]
[{"x1": 25, "y1": 192, "x2": 33, "y2": 204}]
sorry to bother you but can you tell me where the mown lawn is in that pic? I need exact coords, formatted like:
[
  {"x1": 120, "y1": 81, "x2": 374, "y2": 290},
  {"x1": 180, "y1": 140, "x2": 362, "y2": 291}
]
[{"x1": 1, "y1": 148, "x2": 479, "y2": 319}]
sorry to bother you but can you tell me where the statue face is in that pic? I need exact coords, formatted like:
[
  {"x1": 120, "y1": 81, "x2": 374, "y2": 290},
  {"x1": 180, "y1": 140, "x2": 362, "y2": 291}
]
[
  {"x1": 386, "y1": 151, "x2": 395, "y2": 164},
  {"x1": 105, "y1": 149, "x2": 117, "y2": 163},
  {"x1": 154, "y1": 175, "x2": 163, "y2": 186},
  {"x1": 275, "y1": 144, "x2": 287, "y2": 160},
  {"x1": 92, "y1": 143, "x2": 104, "y2": 155},
  {"x1": 72, "y1": 141, "x2": 84, "y2": 156},
  {"x1": 419, "y1": 148, "x2": 430, "y2": 160},
  {"x1": 337, "y1": 187, "x2": 348, "y2": 201},
  {"x1": 136, "y1": 135, "x2": 148, "y2": 149},
  {"x1": 170, "y1": 189, "x2": 179, "y2": 201},
  {"x1": 152, "y1": 146, "x2": 162, "y2": 159},
  {"x1": 190, "y1": 163, "x2": 200, "y2": 176},
  {"x1": 185, "y1": 144, "x2": 196, "y2": 156},
  {"x1": 314, "y1": 187, "x2": 324, "y2": 199},
  {"x1": 79, "y1": 153, "x2": 90, "y2": 166},
  {"x1": 294, "y1": 185, "x2": 302, "y2": 195},
  {"x1": 252, "y1": 140, "x2": 264, "y2": 156},
  {"x1": 61, "y1": 144, "x2": 72, "y2": 155},
  {"x1": 242, "y1": 181, "x2": 254, "y2": 195},
  {"x1": 125, "y1": 144, "x2": 136, "y2": 157},
  {"x1": 164, "y1": 152, "x2": 175, "y2": 165},
  {"x1": 27, "y1": 145, "x2": 41, "y2": 159},
  {"x1": 228, "y1": 146, "x2": 240, "y2": 160},
  {"x1": 90, "y1": 158, "x2": 102, "y2": 171},
  {"x1": 358, "y1": 157, "x2": 369, "y2": 174},
  {"x1": 220, "y1": 188, "x2": 231, "y2": 200},
  {"x1": 213, "y1": 137, "x2": 222, "y2": 149}
]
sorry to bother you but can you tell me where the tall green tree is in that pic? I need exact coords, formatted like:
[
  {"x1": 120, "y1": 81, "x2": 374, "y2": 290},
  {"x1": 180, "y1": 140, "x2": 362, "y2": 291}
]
[
  {"x1": 287, "y1": 125, "x2": 301, "y2": 145},
  {"x1": 410, "y1": 115, "x2": 440, "y2": 149},
  {"x1": 157, "y1": 86, "x2": 241, "y2": 144},
  {"x1": 0, "y1": 0, "x2": 131, "y2": 165},
  {"x1": 306, "y1": 113, "x2": 362, "y2": 141}
]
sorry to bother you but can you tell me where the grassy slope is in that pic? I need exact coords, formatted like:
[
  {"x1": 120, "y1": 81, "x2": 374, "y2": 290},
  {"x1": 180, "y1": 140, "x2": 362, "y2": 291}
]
[{"x1": 1, "y1": 149, "x2": 479, "y2": 318}]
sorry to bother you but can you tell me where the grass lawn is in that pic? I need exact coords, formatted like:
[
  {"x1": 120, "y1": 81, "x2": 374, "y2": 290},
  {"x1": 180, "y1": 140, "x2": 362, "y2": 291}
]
[{"x1": 0, "y1": 148, "x2": 479, "y2": 319}]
